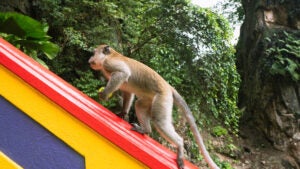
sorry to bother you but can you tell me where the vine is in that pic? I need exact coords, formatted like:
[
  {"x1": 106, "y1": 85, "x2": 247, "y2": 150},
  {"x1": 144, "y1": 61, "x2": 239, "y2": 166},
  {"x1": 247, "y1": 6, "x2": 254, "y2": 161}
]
[{"x1": 265, "y1": 31, "x2": 300, "y2": 82}]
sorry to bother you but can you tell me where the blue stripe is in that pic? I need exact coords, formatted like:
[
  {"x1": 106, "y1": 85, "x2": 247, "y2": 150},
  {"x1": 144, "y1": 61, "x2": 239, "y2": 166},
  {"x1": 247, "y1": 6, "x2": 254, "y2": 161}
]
[{"x1": 0, "y1": 96, "x2": 85, "y2": 169}]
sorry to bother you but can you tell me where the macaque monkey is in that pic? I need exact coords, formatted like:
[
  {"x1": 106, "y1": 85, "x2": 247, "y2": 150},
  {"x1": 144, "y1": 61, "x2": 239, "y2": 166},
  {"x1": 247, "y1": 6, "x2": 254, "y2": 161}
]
[{"x1": 89, "y1": 45, "x2": 219, "y2": 169}]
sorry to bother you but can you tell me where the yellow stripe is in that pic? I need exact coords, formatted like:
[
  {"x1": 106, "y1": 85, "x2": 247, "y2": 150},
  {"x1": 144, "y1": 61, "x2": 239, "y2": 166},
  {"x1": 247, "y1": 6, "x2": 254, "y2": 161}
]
[
  {"x1": 0, "y1": 65, "x2": 148, "y2": 169},
  {"x1": 0, "y1": 151, "x2": 23, "y2": 169}
]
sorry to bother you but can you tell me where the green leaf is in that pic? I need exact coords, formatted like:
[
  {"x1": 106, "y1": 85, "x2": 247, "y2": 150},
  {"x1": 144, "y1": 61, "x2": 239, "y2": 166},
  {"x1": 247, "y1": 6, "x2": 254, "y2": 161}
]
[
  {"x1": 0, "y1": 12, "x2": 59, "y2": 66},
  {"x1": 40, "y1": 41, "x2": 60, "y2": 60},
  {"x1": 0, "y1": 12, "x2": 50, "y2": 40},
  {"x1": 16, "y1": 40, "x2": 59, "y2": 59}
]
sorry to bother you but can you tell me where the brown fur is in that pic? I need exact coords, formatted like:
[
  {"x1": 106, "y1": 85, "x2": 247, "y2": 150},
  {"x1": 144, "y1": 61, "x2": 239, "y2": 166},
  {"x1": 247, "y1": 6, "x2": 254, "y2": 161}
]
[{"x1": 89, "y1": 45, "x2": 219, "y2": 169}]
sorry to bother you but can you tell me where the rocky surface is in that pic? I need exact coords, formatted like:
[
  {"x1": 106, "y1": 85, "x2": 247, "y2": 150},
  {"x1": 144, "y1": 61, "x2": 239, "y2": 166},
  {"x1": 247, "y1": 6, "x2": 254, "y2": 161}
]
[{"x1": 236, "y1": 0, "x2": 300, "y2": 168}]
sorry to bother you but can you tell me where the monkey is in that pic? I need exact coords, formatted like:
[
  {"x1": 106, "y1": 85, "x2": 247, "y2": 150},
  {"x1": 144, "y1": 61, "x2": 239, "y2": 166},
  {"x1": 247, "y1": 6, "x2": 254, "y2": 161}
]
[{"x1": 88, "y1": 45, "x2": 220, "y2": 169}]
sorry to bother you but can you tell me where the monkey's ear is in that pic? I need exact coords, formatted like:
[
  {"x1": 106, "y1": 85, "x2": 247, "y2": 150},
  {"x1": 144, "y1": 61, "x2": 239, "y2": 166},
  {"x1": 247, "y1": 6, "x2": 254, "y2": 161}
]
[{"x1": 103, "y1": 45, "x2": 111, "y2": 55}]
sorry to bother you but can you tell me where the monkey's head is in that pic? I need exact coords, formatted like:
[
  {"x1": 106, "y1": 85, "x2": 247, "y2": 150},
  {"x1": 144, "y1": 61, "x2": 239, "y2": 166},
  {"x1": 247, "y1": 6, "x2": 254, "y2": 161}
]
[{"x1": 88, "y1": 44, "x2": 111, "y2": 70}]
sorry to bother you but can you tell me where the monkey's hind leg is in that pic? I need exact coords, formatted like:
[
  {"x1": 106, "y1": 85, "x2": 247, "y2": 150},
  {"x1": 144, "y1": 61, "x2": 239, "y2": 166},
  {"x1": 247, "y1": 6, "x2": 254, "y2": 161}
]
[
  {"x1": 131, "y1": 98, "x2": 152, "y2": 135},
  {"x1": 151, "y1": 94, "x2": 185, "y2": 169}
]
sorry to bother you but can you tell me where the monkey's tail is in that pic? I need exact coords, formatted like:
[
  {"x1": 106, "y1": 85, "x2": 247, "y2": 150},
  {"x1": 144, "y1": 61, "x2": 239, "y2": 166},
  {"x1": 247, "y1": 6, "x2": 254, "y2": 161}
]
[{"x1": 172, "y1": 88, "x2": 220, "y2": 169}]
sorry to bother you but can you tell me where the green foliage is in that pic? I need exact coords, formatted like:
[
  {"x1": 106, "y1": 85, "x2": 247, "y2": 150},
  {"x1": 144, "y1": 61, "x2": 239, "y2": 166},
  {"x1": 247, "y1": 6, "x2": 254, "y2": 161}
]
[
  {"x1": 210, "y1": 154, "x2": 234, "y2": 169},
  {"x1": 72, "y1": 70, "x2": 103, "y2": 99},
  {"x1": 212, "y1": 126, "x2": 228, "y2": 137},
  {"x1": 219, "y1": 161, "x2": 234, "y2": 169},
  {"x1": 217, "y1": 0, "x2": 244, "y2": 24},
  {"x1": 265, "y1": 31, "x2": 300, "y2": 82},
  {"x1": 225, "y1": 143, "x2": 239, "y2": 157},
  {"x1": 0, "y1": 12, "x2": 59, "y2": 68}
]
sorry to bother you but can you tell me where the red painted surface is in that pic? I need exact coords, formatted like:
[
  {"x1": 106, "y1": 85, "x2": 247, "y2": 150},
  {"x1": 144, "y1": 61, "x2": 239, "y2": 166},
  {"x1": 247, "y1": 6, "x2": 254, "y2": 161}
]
[{"x1": 0, "y1": 38, "x2": 198, "y2": 169}]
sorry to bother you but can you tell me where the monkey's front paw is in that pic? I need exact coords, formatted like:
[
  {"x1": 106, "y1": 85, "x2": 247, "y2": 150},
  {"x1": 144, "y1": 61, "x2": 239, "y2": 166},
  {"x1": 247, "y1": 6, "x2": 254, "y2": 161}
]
[
  {"x1": 98, "y1": 87, "x2": 113, "y2": 101},
  {"x1": 98, "y1": 92, "x2": 108, "y2": 101}
]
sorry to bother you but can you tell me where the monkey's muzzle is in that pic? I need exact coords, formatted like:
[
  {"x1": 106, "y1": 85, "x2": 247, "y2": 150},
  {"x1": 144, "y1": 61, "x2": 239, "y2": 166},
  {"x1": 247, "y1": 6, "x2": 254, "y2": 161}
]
[{"x1": 88, "y1": 59, "x2": 95, "y2": 65}]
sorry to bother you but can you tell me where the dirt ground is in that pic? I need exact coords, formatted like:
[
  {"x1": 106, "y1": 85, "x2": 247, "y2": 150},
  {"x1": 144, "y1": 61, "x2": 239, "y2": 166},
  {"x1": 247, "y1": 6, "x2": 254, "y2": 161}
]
[{"x1": 208, "y1": 125, "x2": 296, "y2": 169}]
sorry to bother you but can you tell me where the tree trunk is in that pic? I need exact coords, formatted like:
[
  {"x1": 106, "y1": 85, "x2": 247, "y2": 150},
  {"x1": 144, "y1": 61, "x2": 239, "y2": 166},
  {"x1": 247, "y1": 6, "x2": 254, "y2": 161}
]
[{"x1": 237, "y1": 0, "x2": 300, "y2": 167}]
